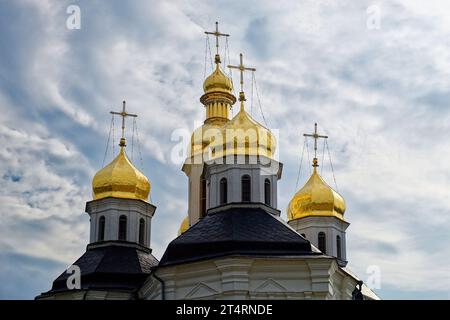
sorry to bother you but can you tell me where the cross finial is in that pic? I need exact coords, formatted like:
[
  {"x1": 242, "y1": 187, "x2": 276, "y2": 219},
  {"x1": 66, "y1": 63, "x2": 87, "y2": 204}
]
[
  {"x1": 205, "y1": 21, "x2": 229, "y2": 64},
  {"x1": 110, "y1": 100, "x2": 137, "y2": 148},
  {"x1": 227, "y1": 53, "x2": 256, "y2": 103},
  {"x1": 303, "y1": 123, "x2": 328, "y2": 168}
]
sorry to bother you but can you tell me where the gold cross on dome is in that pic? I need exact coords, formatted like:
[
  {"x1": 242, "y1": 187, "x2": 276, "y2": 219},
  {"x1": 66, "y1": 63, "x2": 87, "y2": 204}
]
[
  {"x1": 110, "y1": 100, "x2": 137, "y2": 147},
  {"x1": 304, "y1": 123, "x2": 328, "y2": 167},
  {"x1": 205, "y1": 21, "x2": 230, "y2": 56},
  {"x1": 227, "y1": 53, "x2": 256, "y2": 101}
]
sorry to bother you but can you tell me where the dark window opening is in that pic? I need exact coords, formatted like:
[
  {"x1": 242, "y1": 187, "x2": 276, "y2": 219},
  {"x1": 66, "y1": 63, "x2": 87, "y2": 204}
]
[
  {"x1": 200, "y1": 178, "x2": 207, "y2": 218},
  {"x1": 264, "y1": 179, "x2": 271, "y2": 206},
  {"x1": 241, "y1": 175, "x2": 251, "y2": 202},
  {"x1": 220, "y1": 178, "x2": 227, "y2": 205},
  {"x1": 337, "y1": 235, "x2": 342, "y2": 259},
  {"x1": 118, "y1": 215, "x2": 127, "y2": 241},
  {"x1": 98, "y1": 216, "x2": 105, "y2": 241},
  {"x1": 139, "y1": 218, "x2": 145, "y2": 245},
  {"x1": 318, "y1": 232, "x2": 326, "y2": 254}
]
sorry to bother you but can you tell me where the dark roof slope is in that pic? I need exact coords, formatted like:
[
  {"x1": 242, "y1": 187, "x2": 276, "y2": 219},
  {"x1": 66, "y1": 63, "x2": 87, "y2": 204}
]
[
  {"x1": 159, "y1": 205, "x2": 321, "y2": 266},
  {"x1": 39, "y1": 242, "x2": 158, "y2": 296}
]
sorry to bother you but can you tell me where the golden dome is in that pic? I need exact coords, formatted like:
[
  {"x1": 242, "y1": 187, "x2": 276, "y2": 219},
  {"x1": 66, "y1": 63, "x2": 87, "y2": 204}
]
[
  {"x1": 203, "y1": 55, "x2": 233, "y2": 95},
  {"x1": 210, "y1": 100, "x2": 276, "y2": 159},
  {"x1": 178, "y1": 215, "x2": 190, "y2": 235},
  {"x1": 287, "y1": 164, "x2": 345, "y2": 221},
  {"x1": 189, "y1": 119, "x2": 226, "y2": 158},
  {"x1": 188, "y1": 55, "x2": 236, "y2": 162},
  {"x1": 92, "y1": 146, "x2": 150, "y2": 201}
]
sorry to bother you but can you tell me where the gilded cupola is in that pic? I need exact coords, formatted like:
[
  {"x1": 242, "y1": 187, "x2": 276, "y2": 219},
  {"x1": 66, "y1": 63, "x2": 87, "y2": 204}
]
[
  {"x1": 202, "y1": 56, "x2": 234, "y2": 95},
  {"x1": 92, "y1": 102, "x2": 150, "y2": 202},
  {"x1": 92, "y1": 143, "x2": 150, "y2": 201},
  {"x1": 189, "y1": 23, "x2": 238, "y2": 160},
  {"x1": 190, "y1": 56, "x2": 236, "y2": 159},
  {"x1": 200, "y1": 54, "x2": 236, "y2": 122},
  {"x1": 287, "y1": 158, "x2": 345, "y2": 221},
  {"x1": 208, "y1": 52, "x2": 276, "y2": 160},
  {"x1": 178, "y1": 215, "x2": 190, "y2": 235},
  {"x1": 209, "y1": 97, "x2": 276, "y2": 159}
]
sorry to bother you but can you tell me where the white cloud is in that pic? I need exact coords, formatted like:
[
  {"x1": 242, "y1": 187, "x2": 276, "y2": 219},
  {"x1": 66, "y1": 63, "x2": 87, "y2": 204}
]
[{"x1": 1, "y1": 0, "x2": 450, "y2": 298}]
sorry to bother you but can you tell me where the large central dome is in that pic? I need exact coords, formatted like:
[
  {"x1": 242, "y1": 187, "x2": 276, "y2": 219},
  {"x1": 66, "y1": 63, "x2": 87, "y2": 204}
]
[{"x1": 210, "y1": 101, "x2": 276, "y2": 159}]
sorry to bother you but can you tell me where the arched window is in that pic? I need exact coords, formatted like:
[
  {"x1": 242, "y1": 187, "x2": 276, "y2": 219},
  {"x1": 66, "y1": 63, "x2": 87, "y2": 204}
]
[
  {"x1": 241, "y1": 175, "x2": 251, "y2": 202},
  {"x1": 220, "y1": 178, "x2": 227, "y2": 205},
  {"x1": 200, "y1": 177, "x2": 206, "y2": 218},
  {"x1": 336, "y1": 235, "x2": 342, "y2": 259},
  {"x1": 118, "y1": 215, "x2": 127, "y2": 241},
  {"x1": 318, "y1": 232, "x2": 326, "y2": 254},
  {"x1": 98, "y1": 216, "x2": 105, "y2": 241},
  {"x1": 264, "y1": 179, "x2": 271, "y2": 206},
  {"x1": 139, "y1": 218, "x2": 146, "y2": 245}
]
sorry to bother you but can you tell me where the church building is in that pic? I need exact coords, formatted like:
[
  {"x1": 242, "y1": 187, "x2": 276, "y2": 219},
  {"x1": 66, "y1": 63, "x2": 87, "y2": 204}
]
[{"x1": 36, "y1": 23, "x2": 379, "y2": 300}]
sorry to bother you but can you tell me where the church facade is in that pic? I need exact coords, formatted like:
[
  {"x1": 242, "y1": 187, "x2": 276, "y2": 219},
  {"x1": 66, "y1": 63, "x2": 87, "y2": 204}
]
[{"x1": 36, "y1": 24, "x2": 379, "y2": 300}]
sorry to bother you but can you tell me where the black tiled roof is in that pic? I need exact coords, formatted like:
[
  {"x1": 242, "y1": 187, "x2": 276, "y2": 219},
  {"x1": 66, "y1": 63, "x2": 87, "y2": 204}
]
[
  {"x1": 40, "y1": 243, "x2": 158, "y2": 296},
  {"x1": 159, "y1": 205, "x2": 321, "y2": 266}
]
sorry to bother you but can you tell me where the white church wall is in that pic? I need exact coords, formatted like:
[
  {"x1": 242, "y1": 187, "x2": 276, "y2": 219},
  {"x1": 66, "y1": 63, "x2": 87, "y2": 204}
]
[{"x1": 143, "y1": 256, "x2": 359, "y2": 300}]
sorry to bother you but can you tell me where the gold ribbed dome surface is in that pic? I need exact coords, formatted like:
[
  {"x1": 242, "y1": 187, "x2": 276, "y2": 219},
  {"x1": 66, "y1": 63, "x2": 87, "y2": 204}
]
[
  {"x1": 189, "y1": 118, "x2": 227, "y2": 158},
  {"x1": 178, "y1": 215, "x2": 190, "y2": 235},
  {"x1": 210, "y1": 102, "x2": 276, "y2": 159},
  {"x1": 203, "y1": 61, "x2": 233, "y2": 94},
  {"x1": 287, "y1": 167, "x2": 345, "y2": 221},
  {"x1": 92, "y1": 147, "x2": 150, "y2": 201}
]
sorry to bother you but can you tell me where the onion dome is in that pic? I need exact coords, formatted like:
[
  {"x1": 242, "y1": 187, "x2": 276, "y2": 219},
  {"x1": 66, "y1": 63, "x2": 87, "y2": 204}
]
[
  {"x1": 189, "y1": 54, "x2": 236, "y2": 160},
  {"x1": 287, "y1": 159, "x2": 345, "y2": 221},
  {"x1": 92, "y1": 140, "x2": 150, "y2": 201},
  {"x1": 189, "y1": 119, "x2": 226, "y2": 158},
  {"x1": 178, "y1": 215, "x2": 190, "y2": 236},
  {"x1": 210, "y1": 98, "x2": 276, "y2": 159},
  {"x1": 200, "y1": 54, "x2": 236, "y2": 121},
  {"x1": 202, "y1": 55, "x2": 233, "y2": 95}
]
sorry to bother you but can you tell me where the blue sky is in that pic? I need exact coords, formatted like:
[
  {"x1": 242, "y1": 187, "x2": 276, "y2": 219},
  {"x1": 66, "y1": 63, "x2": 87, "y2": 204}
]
[{"x1": 1, "y1": 0, "x2": 450, "y2": 299}]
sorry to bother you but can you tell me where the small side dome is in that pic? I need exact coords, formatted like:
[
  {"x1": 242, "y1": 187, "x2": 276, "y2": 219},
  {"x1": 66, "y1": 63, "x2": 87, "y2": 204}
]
[
  {"x1": 92, "y1": 148, "x2": 150, "y2": 201},
  {"x1": 178, "y1": 215, "x2": 190, "y2": 235},
  {"x1": 287, "y1": 168, "x2": 345, "y2": 221}
]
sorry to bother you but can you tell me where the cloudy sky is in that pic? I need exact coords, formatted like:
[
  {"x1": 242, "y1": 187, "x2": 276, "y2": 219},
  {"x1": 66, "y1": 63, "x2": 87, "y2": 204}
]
[{"x1": 1, "y1": 0, "x2": 450, "y2": 299}]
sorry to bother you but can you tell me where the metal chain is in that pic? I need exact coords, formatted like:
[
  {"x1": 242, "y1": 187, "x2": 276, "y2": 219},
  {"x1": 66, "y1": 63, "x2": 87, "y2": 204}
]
[
  {"x1": 326, "y1": 139, "x2": 339, "y2": 192},
  {"x1": 112, "y1": 115, "x2": 116, "y2": 158},
  {"x1": 134, "y1": 118, "x2": 152, "y2": 203},
  {"x1": 102, "y1": 115, "x2": 114, "y2": 168},
  {"x1": 134, "y1": 118, "x2": 145, "y2": 170},
  {"x1": 206, "y1": 35, "x2": 214, "y2": 71},
  {"x1": 223, "y1": 35, "x2": 227, "y2": 70},
  {"x1": 320, "y1": 138, "x2": 326, "y2": 175},
  {"x1": 253, "y1": 73, "x2": 269, "y2": 127},
  {"x1": 294, "y1": 136, "x2": 307, "y2": 192},
  {"x1": 250, "y1": 72, "x2": 254, "y2": 116},
  {"x1": 131, "y1": 117, "x2": 135, "y2": 162},
  {"x1": 305, "y1": 136, "x2": 311, "y2": 176},
  {"x1": 225, "y1": 37, "x2": 237, "y2": 116},
  {"x1": 203, "y1": 36, "x2": 208, "y2": 79}
]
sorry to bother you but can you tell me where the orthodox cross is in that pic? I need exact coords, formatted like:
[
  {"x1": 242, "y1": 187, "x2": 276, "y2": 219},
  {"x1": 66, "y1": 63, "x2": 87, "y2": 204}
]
[
  {"x1": 227, "y1": 53, "x2": 256, "y2": 101},
  {"x1": 110, "y1": 100, "x2": 137, "y2": 147},
  {"x1": 205, "y1": 21, "x2": 230, "y2": 56},
  {"x1": 304, "y1": 123, "x2": 328, "y2": 167}
]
